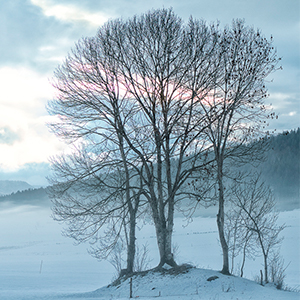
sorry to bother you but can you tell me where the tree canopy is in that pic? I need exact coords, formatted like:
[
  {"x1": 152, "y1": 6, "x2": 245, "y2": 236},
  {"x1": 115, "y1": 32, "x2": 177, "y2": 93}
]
[{"x1": 47, "y1": 8, "x2": 280, "y2": 275}]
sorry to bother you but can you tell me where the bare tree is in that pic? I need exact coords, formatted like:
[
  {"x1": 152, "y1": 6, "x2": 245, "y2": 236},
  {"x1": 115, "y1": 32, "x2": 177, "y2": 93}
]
[
  {"x1": 199, "y1": 19, "x2": 280, "y2": 274},
  {"x1": 134, "y1": 242, "x2": 152, "y2": 272},
  {"x1": 47, "y1": 31, "x2": 143, "y2": 274},
  {"x1": 107, "y1": 241, "x2": 125, "y2": 275},
  {"x1": 230, "y1": 174, "x2": 285, "y2": 283},
  {"x1": 47, "y1": 9, "x2": 280, "y2": 272},
  {"x1": 268, "y1": 250, "x2": 289, "y2": 289},
  {"x1": 99, "y1": 10, "x2": 221, "y2": 268},
  {"x1": 225, "y1": 194, "x2": 258, "y2": 277},
  {"x1": 48, "y1": 147, "x2": 142, "y2": 275},
  {"x1": 225, "y1": 205, "x2": 244, "y2": 274},
  {"x1": 47, "y1": 8, "x2": 222, "y2": 269}
]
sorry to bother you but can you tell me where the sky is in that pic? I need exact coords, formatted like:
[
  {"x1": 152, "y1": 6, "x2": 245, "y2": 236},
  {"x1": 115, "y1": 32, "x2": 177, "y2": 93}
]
[{"x1": 0, "y1": 0, "x2": 299, "y2": 185}]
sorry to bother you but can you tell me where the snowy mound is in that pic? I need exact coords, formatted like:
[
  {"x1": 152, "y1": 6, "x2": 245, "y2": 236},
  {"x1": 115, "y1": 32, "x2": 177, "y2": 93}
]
[{"x1": 80, "y1": 266, "x2": 299, "y2": 300}]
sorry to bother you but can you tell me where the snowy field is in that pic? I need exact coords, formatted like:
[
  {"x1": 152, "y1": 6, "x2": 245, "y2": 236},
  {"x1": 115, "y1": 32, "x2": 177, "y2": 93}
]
[{"x1": 0, "y1": 201, "x2": 299, "y2": 299}]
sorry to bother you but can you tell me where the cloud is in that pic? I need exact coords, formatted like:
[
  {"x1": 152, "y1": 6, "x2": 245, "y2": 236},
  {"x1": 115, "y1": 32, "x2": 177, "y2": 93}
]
[
  {"x1": 0, "y1": 127, "x2": 21, "y2": 145},
  {"x1": 0, "y1": 67, "x2": 53, "y2": 117},
  {"x1": 0, "y1": 0, "x2": 99, "y2": 73},
  {"x1": 0, "y1": 122, "x2": 66, "y2": 172},
  {"x1": 267, "y1": 91, "x2": 300, "y2": 131},
  {"x1": 30, "y1": 0, "x2": 110, "y2": 27},
  {"x1": 0, "y1": 1, "x2": 61, "y2": 69},
  {"x1": 289, "y1": 111, "x2": 297, "y2": 117},
  {"x1": 0, "y1": 162, "x2": 51, "y2": 186},
  {"x1": 0, "y1": 67, "x2": 67, "y2": 170}
]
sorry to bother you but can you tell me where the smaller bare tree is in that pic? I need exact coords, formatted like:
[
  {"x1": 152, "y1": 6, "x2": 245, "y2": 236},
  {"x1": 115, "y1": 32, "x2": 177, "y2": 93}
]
[
  {"x1": 268, "y1": 250, "x2": 290, "y2": 289},
  {"x1": 225, "y1": 200, "x2": 259, "y2": 277},
  {"x1": 108, "y1": 241, "x2": 126, "y2": 275},
  {"x1": 228, "y1": 173, "x2": 285, "y2": 283},
  {"x1": 134, "y1": 242, "x2": 152, "y2": 272},
  {"x1": 48, "y1": 145, "x2": 143, "y2": 276},
  {"x1": 225, "y1": 206, "x2": 245, "y2": 275}
]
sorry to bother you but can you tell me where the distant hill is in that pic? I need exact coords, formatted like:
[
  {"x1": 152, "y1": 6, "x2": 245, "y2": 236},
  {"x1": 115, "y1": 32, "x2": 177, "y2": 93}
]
[
  {"x1": 0, "y1": 129, "x2": 298, "y2": 211},
  {"x1": 181, "y1": 129, "x2": 300, "y2": 214},
  {"x1": 0, "y1": 186, "x2": 49, "y2": 206},
  {"x1": 0, "y1": 180, "x2": 33, "y2": 196},
  {"x1": 222, "y1": 129, "x2": 299, "y2": 211},
  {"x1": 257, "y1": 128, "x2": 300, "y2": 210}
]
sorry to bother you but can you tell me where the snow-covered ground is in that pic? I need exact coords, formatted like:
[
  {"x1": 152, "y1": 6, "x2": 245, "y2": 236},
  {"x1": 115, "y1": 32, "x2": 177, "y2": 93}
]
[
  {"x1": 89, "y1": 267, "x2": 299, "y2": 300},
  {"x1": 0, "y1": 202, "x2": 299, "y2": 299}
]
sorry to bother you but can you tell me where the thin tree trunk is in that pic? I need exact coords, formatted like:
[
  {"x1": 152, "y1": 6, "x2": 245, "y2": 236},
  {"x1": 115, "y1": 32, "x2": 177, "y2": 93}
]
[
  {"x1": 240, "y1": 231, "x2": 251, "y2": 277},
  {"x1": 264, "y1": 254, "x2": 268, "y2": 284},
  {"x1": 240, "y1": 241, "x2": 247, "y2": 277},
  {"x1": 257, "y1": 230, "x2": 269, "y2": 284},
  {"x1": 216, "y1": 167, "x2": 230, "y2": 275},
  {"x1": 126, "y1": 209, "x2": 136, "y2": 274},
  {"x1": 166, "y1": 199, "x2": 176, "y2": 267},
  {"x1": 230, "y1": 218, "x2": 239, "y2": 274},
  {"x1": 118, "y1": 130, "x2": 136, "y2": 275}
]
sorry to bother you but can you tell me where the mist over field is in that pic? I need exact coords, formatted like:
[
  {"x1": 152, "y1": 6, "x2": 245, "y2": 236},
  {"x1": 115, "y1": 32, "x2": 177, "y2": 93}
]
[
  {"x1": 0, "y1": 199, "x2": 299, "y2": 299},
  {"x1": 0, "y1": 130, "x2": 298, "y2": 299}
]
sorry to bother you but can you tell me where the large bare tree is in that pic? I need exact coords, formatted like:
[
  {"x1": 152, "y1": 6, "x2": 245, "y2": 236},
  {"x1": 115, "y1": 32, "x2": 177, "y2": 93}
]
[
  {"x1": 198, "y1": 20, "x2": 280, "y2": 274},
  {"x1": 47, "y1": 34, "x2": 142, "y2": 274},
  {"x1": 47, "y1": 10, "x2": 280, "y2": 273},
  {"x1": 101, "y1": 11, "x2": 222, "y2": 268},
  {"x1": 48, "y1": 8, "x2": 220, "y2": 269}
]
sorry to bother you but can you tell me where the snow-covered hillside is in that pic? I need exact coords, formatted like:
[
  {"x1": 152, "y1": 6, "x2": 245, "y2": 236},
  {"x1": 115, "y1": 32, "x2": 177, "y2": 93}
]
[
  {"x1": 0, "y1": 203, "x2": 299, "y2": 299},
  {"x1": 86, "y1": 266, "x2": 299, "y2": 300}
]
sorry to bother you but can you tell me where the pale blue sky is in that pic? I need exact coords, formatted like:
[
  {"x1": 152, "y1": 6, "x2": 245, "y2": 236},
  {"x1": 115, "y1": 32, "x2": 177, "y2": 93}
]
[{"x1": 0, "y1": 0, "x2": 299, "y2": 185}]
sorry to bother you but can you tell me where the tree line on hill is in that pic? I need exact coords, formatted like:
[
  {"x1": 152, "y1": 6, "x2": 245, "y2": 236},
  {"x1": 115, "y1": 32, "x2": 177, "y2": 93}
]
[
  {"x1": 0, "y1": 129, "x2": 298, "y2": 208},
  {"x1": 260, "y1": 128, "x2": 299, "y2": 201},
  {"x1": 0, "y1": 187, "x2": 49, "y2": 205}
]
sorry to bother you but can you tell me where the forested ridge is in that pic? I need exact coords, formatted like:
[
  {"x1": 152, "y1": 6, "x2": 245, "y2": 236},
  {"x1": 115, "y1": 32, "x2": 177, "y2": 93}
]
[
  {"x1": 0, "y1": 186, "x2": 49, "y2": 205},
  {"x1": 0, "y1": 129, "x2": 298, "y2": 209},
  {"x1": 261, "y1": 128, "x2": 299, "y2": 200}
]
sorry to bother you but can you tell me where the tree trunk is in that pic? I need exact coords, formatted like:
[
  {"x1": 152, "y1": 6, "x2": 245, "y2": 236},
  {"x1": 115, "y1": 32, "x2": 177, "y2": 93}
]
[
  {"x1": 257, "y1": 231, "x2": 268, "y2": 284},
  {"x1": 165, "y1": 199, "x2": 176, "y2": 267},
  {"x1": 154, "y1": 218, "x2": 177, "y2": 268},
  {"x1": 126, "y1": 209, "x2": 136, "y2": 274},
  {"x1": 118, "y1": 131, "x2": 136, "y2": 275},
  {"x1": 240, "y1": 231, "x2": 251, "y2": 277},
  {"x1": 240, "y1": 242, "x2": 246, "y2": 277},
  {"x1": 264, "y1": 254, "x2": 269, "y2": 284},
  {"x1": 164, "y1": 127, "x2": 177, "y2": 268},
  {"x1": 216, "y1": 168, "x2": 230, "y2": 275}
]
